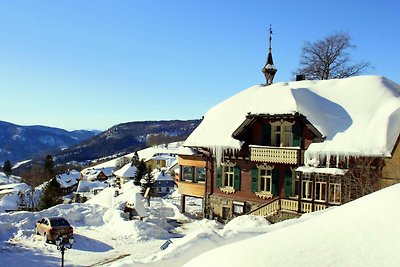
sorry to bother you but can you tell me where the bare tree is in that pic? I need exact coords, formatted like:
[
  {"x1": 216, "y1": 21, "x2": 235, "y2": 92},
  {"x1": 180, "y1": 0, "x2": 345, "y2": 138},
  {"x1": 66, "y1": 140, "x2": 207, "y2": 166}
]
[
  {"x1": 296, "y1": 32, "x2": 370, "y2": 80},
  {"x1": 343, "y1": 157, "x2": 383, "y2": 202}
]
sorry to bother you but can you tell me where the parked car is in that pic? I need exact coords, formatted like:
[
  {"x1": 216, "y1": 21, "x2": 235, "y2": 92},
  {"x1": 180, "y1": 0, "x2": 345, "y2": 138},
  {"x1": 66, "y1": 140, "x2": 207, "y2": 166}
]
[{"x1": 35, "y1": 217, "x2": 73, "y2": 243}]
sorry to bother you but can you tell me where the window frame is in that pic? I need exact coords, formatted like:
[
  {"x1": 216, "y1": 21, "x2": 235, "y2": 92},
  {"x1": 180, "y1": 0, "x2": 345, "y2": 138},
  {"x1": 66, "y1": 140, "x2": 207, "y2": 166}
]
[
  {"x1": 301, "y1": 173, "x2": 313, "y2": 200},
  {"x1": 270, "y1": 120, "x2": 294, "y2": 147}
]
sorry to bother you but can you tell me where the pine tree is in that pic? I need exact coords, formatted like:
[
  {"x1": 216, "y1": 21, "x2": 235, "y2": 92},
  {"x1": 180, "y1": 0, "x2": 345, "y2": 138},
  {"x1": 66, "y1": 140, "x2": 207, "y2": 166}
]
[
  {"x1": 141, "y1": 165, "x2": 155, "y2": 206},
  {"x1": 39, "y1": 177, "x2": 63, "y2": 210},
  {"x1": 2, "y1": 159, "x2": 12, "y2": 183},
  {"x1": 43, "y1": 154, "x2": 55, "y2": 180},
  {"x1": 134, "y1": 159, "x2": 147, "y2": 186}
]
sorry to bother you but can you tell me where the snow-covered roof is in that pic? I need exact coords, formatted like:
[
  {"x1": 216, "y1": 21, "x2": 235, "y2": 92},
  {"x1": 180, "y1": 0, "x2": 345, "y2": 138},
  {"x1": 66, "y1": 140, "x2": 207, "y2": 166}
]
[
  {"x1": 184, "y1": 76, "x2": 400, "y2": 160},
  {"x1": 0, "y1": 172, "x2": 22, "y2": 184},
  {"x1": 56, "y1": 170, "x2": 80, "y2": 188},
  {"x1": 76, "y1": 180, "x2": 108, "y2": 193},
  {"x1": 113, "y1": 163, "x2": 137, "y2": 178},
  {"x1": 153, "y1": 170, "x2": 174, "y2": 182},
  {"x1": 80, "y1": 169, "x2": 106, "y2": 181}
]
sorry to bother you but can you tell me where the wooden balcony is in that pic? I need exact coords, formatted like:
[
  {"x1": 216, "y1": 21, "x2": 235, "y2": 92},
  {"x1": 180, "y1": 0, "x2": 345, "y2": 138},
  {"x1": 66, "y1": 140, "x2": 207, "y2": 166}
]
[{"x1": 249, "y1": 145, "x2": 303, "y2": 164}]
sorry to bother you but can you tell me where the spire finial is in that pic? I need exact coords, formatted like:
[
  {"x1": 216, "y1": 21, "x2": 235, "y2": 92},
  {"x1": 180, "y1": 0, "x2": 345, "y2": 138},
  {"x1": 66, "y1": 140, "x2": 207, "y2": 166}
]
[
  {"x1": 262, "y1": 24, "x2": 277, "y2": 86},
  {"x1": 269, "y1": 24, "x2": 273, "y2": 50}
]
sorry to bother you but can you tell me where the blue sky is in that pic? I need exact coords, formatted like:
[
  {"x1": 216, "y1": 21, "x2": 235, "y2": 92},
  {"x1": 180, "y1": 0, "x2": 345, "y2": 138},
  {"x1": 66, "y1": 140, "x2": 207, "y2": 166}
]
[{"x1": 0, "y1": 0, "x2": 399, "y2": 131}]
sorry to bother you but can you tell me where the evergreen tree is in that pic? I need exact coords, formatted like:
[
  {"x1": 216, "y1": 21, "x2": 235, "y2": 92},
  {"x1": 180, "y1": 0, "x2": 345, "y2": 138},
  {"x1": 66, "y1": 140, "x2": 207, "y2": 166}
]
[
  {"x1": 131, "y1": 151, "x2": 140, "y2": 166},
  {"x1": 39, "y1": 177, "x2": 63, "y2": 210},
  {"x1": 141, "y1": 165, "x2": 155, "y2": 206},
  {"x1": 43, "y1": 154, "x2": 55, "y2": 181},
  {"x1": 2, "y1": 159, "x2": 12, "y2": 183},
  {"x1": 134, "y1": 159, "x2": 147, "y2": 186}
]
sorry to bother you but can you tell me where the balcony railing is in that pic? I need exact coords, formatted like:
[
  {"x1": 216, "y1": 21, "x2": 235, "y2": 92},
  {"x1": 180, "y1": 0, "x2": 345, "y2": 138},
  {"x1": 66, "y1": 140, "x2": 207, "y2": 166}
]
[{"x1": 249, "y1": 145, "x2": 302, "y2": 164}]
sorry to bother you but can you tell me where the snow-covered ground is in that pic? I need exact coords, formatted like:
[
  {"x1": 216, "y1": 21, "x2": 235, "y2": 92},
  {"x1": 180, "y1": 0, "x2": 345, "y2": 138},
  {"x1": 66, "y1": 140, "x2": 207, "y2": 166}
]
[{"x1": 1, "y1": 182, "x2": 400, "y2": 266}]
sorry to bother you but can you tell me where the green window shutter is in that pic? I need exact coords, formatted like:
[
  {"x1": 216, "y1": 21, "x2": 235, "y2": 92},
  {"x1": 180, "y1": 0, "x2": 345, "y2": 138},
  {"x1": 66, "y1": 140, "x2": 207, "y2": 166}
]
[
  {"x1": 216, "y1": 166, "x2": 222, "y2": 187},
  {"x1": 263, "y1": 124, "x2": 271, "y2": 146},
  {"x1": 292, "y1": 124, "x2": 302, "y2": 147},
  {"x1": 272, "y1": 169, "x2": 279, "y2": 195},
  {"x1": 233, "y1": 166, "x2": 241, "y2": 190},
  {"x1": 251, "y1": 168, "x2": 258, "y2": 192},
  {"x1": 284, "y1": 170, "x2": 292, "y2": 197}
]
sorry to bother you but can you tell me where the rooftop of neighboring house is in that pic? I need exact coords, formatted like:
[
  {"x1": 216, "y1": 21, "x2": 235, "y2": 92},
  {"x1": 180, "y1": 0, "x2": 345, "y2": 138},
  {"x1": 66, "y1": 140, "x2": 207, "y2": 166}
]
[
  {"x1": 56, "y1": 170, "x2": 81, "y2": 188},
  {"x1": 76, "y1": 180, "x2": 108, "y2": 193},
  {"x1": 184, "y1": 76, "x2": 400, "y2": 165},
  {"x1": 153, "y1": 169, "x2": 174, "y2": 182},
  {"x1": 113, "y1": 163, "x2": 137, "y2": 178},
  {"x1": 0, "y1": 172, "x2": 22, "y2": 185},
  {"x1": 80, "y1": 169, "x2": 106, "y2": 181}
]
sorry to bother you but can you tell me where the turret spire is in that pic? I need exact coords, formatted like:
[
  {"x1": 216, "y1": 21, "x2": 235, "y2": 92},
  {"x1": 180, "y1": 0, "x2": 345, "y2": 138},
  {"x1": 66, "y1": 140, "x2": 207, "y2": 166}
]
[{"x1": 262, "y1": 24, "x2": 277, "y2": 86}]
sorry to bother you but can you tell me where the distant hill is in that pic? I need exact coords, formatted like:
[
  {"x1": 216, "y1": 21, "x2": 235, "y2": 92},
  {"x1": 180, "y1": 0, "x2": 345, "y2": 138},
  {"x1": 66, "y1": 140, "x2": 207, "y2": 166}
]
[
  {"x1": 54, "y1": 119, "x2": 201, "y2": 164},
  {"x1": 0, "y1": 121, "x2": 99, "y2": 164}
]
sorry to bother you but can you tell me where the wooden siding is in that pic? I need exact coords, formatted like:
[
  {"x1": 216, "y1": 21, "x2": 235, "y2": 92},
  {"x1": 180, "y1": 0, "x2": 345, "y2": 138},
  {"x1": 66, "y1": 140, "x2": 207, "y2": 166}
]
[
  {"x1": 177, "y1": 181, "x2": 205, "y2": 198},
  {"x1": 178, "y1": 155, "x2": 206, "y2": 168},
  {"x1": 382, "y1": 137, "x2": 400, "y2": 187}
]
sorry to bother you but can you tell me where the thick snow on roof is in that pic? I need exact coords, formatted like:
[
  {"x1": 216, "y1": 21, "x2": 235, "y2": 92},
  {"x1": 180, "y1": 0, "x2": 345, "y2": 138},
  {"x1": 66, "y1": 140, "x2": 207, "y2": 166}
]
[
  {"x1": 184, "y1": 76, "x2": 400, "y2": 159},
  {"x1": 56, "y1": 170, "x2": 80, "y2": 188},
  {"x1": 113, "y1": 163, "x2": 137, "y2": 178},
  {"x1": 76, "y1": 180, "x2": 107, "y2": 193},
  {"x1": 0, "y1": 172, "x2": 22, "y2": 184}
]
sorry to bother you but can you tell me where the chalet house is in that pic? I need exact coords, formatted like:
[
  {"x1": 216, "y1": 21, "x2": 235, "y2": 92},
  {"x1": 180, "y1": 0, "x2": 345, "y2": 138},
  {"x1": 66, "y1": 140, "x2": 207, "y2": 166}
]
[
  {"x1": 79, "y1": 168, "x2": 108, "y2": 182},
  {"x1": 177, "y1": 32, "x2": 400, "y2": 221},
  {"x1": 114, "y1": 163, "x2": 137, "y2": 187},
  {"x1": 153, "y1": 169, "x2": 175, "y2": 196},
  {"x1": 56, "y1": 169, "x2": 81, "y2": 194}
]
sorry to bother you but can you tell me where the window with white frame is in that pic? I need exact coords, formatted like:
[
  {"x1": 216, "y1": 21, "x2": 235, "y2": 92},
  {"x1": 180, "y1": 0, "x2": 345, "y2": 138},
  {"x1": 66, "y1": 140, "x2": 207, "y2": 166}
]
[
  {"x1": 329, "y1": 176, "x2": 341, "y2": 203},
  {"x1": 314, "y1": 175, "x2": 327, "y2": 201},
  {"x1": 271, "y1": 121, "x2": 294, "y2": 147},
  {"x1": 233, "y1": 201, "x2": 245, "y2": 215},
  {"x1": 223, "y1": 164, "x2": 235, "y2": 187},
  {"x1": 259, "y1": 168, "x2": 272, "y2": 193},
  {"x1": 301, "y1": 173, "x2": 313, "y2": 200}
]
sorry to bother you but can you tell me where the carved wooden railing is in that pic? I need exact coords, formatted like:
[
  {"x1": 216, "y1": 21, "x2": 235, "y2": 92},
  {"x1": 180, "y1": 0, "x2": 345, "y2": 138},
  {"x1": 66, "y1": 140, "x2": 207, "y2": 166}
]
[
  {"x1": 247, "y1": 198, "x2": 328, "y2": 218},
  {"x1": 281, "y1": 199, "x2": 298, "y2": 212},
  {"x1": 246, "y1": 197, "x2": 280, "y2": 217},
  {"x1": 249, "y1": 146, "x2": 302, "y2": 164}
]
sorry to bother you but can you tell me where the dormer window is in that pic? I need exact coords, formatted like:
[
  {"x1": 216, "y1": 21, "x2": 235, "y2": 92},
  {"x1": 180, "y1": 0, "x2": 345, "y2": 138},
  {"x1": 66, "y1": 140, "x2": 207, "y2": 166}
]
[{"x1": 271, "y1": 121, "x2": 294, "y2": 147}]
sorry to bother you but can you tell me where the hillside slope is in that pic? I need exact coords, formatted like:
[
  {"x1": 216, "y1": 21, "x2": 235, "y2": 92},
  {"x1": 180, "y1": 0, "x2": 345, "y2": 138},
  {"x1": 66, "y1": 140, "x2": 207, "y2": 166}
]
[
  {"x1": 0, "y1": 121, "x2": 98, "y2": 164},
  {"x1": 55, "y1": 119, "x2": 201, "y2": 163}
]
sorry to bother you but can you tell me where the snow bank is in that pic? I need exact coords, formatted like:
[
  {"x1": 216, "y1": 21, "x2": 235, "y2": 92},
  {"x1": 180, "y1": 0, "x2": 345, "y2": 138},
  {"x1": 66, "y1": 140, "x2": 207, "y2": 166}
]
[{"x1": 185, "y1": 183, "x2": 400, "y2": 267}]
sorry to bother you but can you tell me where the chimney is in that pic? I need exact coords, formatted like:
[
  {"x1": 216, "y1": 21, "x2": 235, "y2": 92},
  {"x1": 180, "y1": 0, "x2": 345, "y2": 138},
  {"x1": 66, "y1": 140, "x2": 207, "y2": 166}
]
[{"x1": 296, "y1": 74, "x2": 305, "y2": 81}]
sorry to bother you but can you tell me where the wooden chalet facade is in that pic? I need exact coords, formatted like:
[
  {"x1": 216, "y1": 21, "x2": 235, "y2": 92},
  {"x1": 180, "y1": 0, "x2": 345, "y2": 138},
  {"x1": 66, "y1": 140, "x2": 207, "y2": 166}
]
[{"x1": 177, "y1": 30, "x2": 400, "y2": 222}]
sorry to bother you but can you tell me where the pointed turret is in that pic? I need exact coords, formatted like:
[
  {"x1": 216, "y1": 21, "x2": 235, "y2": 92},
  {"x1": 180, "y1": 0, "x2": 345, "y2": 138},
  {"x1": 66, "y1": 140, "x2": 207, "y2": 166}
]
[{"x1": 262, "y1": 25, "x2": 277, "y2": 85}]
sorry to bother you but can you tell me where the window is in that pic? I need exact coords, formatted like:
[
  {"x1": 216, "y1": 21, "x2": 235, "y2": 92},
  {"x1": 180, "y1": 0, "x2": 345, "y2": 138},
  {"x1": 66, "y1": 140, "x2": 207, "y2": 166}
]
[
  {"x1": 166, "y1": 187, "x2": 170, "y2": 192},
  {"x1": 301, "y1": 173, "x2": 313, "y2": 200},
  {"x1": 251, "y1": 164, "x2": 275, "y2": 198},
  {"x1": 233, "y1": 201, "x2": 245, "y2": 215},
  {"x1": 181, "y1": 166, "x2": 206, "y2": 183},
  {"x1": 329, "y1": 176, "x2": 341, "y2": 203},
  {"x1": 182, "y1": 166, "x2": 193, "y2": 181},
  {"x1": 223, "y1": 165, "x2": 234, "y2": 187},
  {"x1": 217, "y1": 161, "x2": 240, "y2": 192},
  {"x1": 195, "y1": 167, "x2": 206, "y2": 183},
  {"x1": 259, "y1": 168, "x2": 272, "y2": 193},
  {"x1": 293, "y1": 172, "x2": 300, "y2": 197},
  {"x1": 314, "y1": 175, "x2": 327, "y2": 202},
  {"x1": 271, "y1": 121, "x2": 294, "y2": 147},
  {"x1": 284, "y1": 125, "x2": 293, "y2": 147}
]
